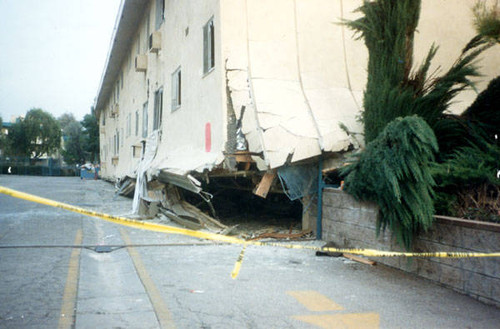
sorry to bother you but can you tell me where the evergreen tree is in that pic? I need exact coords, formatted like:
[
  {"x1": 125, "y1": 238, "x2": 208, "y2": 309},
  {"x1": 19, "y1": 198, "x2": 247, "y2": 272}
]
[
  {"x1": 341, "y1": 0, "x2": 499, "y2": 247},
  {"x1": 345, "y1": 0, "x2": 491, "y2": 144},
  {"x1": 341, "y1": 116, "x2": 438, "y2": 250}
]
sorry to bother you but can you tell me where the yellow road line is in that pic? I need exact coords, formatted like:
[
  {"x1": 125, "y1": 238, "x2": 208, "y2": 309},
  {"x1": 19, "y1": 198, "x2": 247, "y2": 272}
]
[
  {"x1": 293, "y1": 313, "x2": 380, "y2": 329},
  {"x1": 120, "y1": 229, "x2": 176, "y2": 329},
  {"x1": 287, "y1": 291, "x2": 344, "y2": 312},
  {"x1": 58, "y1": 229, "x2": 82, "y2": 329},
  {"x1": 1, "y1": 185, "x2": 499, "y2": 259},
  {"x1": 231, "y1": 244, "x2": 247, "y2": 279}
]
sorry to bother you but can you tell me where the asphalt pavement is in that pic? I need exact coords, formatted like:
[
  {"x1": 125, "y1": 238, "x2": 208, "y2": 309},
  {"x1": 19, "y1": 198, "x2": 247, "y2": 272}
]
[{"x1": 0, "y1": 175, "x2": 499, "y2": 329}]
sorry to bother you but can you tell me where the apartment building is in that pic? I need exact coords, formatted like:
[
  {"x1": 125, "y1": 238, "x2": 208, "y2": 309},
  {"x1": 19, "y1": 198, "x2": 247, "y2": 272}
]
[{"x1": 95, "y1": 0, "x2": 499, "y2": 202}]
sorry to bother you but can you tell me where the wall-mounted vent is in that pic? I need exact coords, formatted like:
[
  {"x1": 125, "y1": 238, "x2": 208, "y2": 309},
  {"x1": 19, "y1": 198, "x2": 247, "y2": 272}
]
[
  {"x1": 135, "y1": 54, "x2": 148, "y2": 72},
  {"x1": 149, "y1": 31, "x2": 161, "y2": 53}
]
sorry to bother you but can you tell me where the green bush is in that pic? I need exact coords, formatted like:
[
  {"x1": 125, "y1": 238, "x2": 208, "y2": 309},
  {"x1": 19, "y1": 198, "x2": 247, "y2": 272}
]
[
  {"x1": 341, "y1": 116, "x2": 438, "y2": 250},
  {"x1": 433, "y1": 142, "x2": 500, "y2": 222}
]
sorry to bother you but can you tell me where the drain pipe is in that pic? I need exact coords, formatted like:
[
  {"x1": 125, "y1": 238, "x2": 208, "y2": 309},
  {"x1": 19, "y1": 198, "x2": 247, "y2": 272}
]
[{"x1": 316, "y1": 157, "x2": 323, "y2": 240}]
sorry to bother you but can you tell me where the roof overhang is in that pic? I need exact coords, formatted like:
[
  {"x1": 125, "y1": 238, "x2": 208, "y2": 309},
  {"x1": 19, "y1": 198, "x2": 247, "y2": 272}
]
[{"x1": 94, "y1": 0, "x2": 148, "y2": 117}]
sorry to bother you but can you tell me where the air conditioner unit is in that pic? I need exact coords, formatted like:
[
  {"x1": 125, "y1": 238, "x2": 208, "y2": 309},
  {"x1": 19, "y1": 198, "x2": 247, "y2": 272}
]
[
  {"x1": 135, "y1": 54, "x2": 148, "y2": 72},
  {"x1": 148, "y1": 31, "x2": 161, "y2": 53}
]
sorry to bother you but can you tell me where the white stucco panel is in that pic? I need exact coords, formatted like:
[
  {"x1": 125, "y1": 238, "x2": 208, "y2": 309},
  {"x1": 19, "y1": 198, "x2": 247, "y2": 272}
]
[
  {"x1": 290, "y1": 137, "x2": 322, "y2": 163},
  {"x1": 240, "y1": 103, "x2": 258, "y2": 135},
  {"x1": 246, "y1": 0, "x2": 296, "y2": 42},
  {"x1": 263, "y1": 126, "x2": 296, "y2": 152},
  {"x1": 227, "y1": 70, "x2": 249, "y2": 92},
  {"x1": 252, "y1": 79, "x2": 307, "y2": 116},
  {"x1": 257, "y1": 113, "x2": 282, "y2": 130},
  {"x1": 244, "y1": 128, "x2": 263, "y2": 154},
  {"x1": 249, "y1": 40, "x2": 298, "y2": 81}
]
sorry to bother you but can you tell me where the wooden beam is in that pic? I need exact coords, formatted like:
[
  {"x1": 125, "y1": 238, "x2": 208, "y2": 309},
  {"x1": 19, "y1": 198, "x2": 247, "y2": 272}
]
[
  {"x1": 234, "y1": 153, "x2": 254, "y2": 163},
  {"x1": 253, "y1": 171, "x2": 276, "y2": 198},
  {"x1": 343, "y1": 253, "x2": 377, "y2": 266}
]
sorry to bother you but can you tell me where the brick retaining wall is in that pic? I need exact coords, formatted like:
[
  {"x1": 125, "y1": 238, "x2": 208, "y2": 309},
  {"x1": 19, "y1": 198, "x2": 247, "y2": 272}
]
[{"x1": 322, "y1": 188, "x2": 500, "y2": 307}]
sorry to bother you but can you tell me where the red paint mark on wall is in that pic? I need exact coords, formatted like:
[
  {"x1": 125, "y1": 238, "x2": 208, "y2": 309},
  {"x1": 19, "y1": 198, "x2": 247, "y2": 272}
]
[{"x1": 205, "y1": 122, "x2": 211, "y2": 152}]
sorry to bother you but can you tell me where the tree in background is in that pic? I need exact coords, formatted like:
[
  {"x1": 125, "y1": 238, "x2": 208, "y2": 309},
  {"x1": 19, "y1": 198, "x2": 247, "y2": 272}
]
[
  {"x1": 0, "y1": 116, "x2": 4, "y2": 154},
  {"x1": 59, "y1": 113, "x2": 85, "y2": 165},
  {"x1": 58, "y1": 113, "x2": 77, "y2": 132},
  {"x1": 22, "y1": 108, "x2": 61, "y2": 159},
  {"x1": 4, "y1": 120, "x2": 29, "y2": 157},
  {"x1": 81, "y1": 107, "x2": 100, "y2": 163},
  {"x1": 58, "y1": 108, "x2": 100, "y2": 165}
]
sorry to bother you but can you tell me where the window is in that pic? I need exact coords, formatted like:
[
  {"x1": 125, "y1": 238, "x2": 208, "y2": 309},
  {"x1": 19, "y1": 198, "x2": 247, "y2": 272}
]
[
  {"x1": 153, "y1": 88, "x2": 163, "y2": 130},
  {"x1": 171, "y1": 67, "x2": 181, "y2": 111},
  {"x1": 142, "y1": 102, "x2": 148, "y2": 138},
  {"x1": 137, "y1": 35, "x2": 141, "y2": 55},
  {"x1": 115, "y1": 81, "x2": 120, "y2": 102},
  {"x1": 114, "y1": 132, "x2": 118, "y2": 155},
  {"x1": 146, "y1": 12, "x2": 151, "y2": 43},
  {"x1": 121, "y1": 128, "x2": 124, "y2": 147},
  {"x1": 135, "y1": 110, "x2": 139, "y2": 136},
  {"x1": 120, "y1": 71, "x2": 124, "y2": 89},
  {"x1": 146, "y1": 13, "x2": 151, "y2": 50},
  {"x1": 102, "y1": 112, "x2": 106, "y2": 126},
  {"x1": 127, "y1": 113, "x2": 131, "y2": 137},
  {"x1": 203, "y1": 18, "x2": 215, "y2": 74},
  {"x1": 155, "y1": 0, "x2": 165, "y2": 30}
]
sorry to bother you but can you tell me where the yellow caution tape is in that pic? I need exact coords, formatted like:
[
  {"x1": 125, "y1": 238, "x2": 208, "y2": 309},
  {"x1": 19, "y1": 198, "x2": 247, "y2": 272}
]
[{"x1": 1, "y1": 185, "x2": 499, "y2": 259}]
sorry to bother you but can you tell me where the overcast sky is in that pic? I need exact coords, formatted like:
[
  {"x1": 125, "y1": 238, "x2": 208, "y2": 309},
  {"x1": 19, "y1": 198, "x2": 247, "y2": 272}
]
[{"x1": 0, "y1": 0, "x2": 121, "y2": 122}]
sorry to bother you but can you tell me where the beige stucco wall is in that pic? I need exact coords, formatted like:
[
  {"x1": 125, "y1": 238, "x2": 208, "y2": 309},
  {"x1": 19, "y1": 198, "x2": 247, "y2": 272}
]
[
  {"x1": 99, "y1": 0, "x2": 225, "y2": 180},
  {"x1": 222, "y1": 0, "x2": 367, "y2": 170},
  {"x1": 150, "y1": 0, "x2": 225, "y2": 174},
  {"x1": 99, "y1": 0, "x2": 500, "y2": 179},
  {"x1": 416, "y1": 0, "x2": 500, "y2": 114},
  {"x1": 99, "y1": 1, "x2": 157, "y2": 180},
  {"x1": 222, "y1": 0, "x2": 499, "y2": 170}
]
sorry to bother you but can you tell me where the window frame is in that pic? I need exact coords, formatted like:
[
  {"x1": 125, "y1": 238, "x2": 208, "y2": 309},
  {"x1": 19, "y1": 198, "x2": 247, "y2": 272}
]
[
  {"x1": 171, "y1": 67, "x2": 182, "y2": 111},
  {"x1": 135, "y1": 110, "x2": 139, "y2": 136},
  {"x1": 142, "y1": 102, "x2": 149, "y2": 138},
  {"x1": 203, "y1": 17, "x2": 215, "y2": 75},
  {"x1": 153, "y1": 87, "x2": 164, "y2": 131},
  {"x1": 127, "y1": 113, "x2": 131, "y2": 137},
  {"x1": 155, "y1": 0, "x2": 165, "y2": 30},
  {"x1": 146, "y1": 12, "x2": 151, "y2": 51}
]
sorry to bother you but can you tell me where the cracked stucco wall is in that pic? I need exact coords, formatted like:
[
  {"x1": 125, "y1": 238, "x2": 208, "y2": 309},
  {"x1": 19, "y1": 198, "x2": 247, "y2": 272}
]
[
  {"x1": 222, "y1": 0, "x2": 500, "y2": 171},
  {"x1": 222, "y1": 0, "x2": 366, "y2": 170}
]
